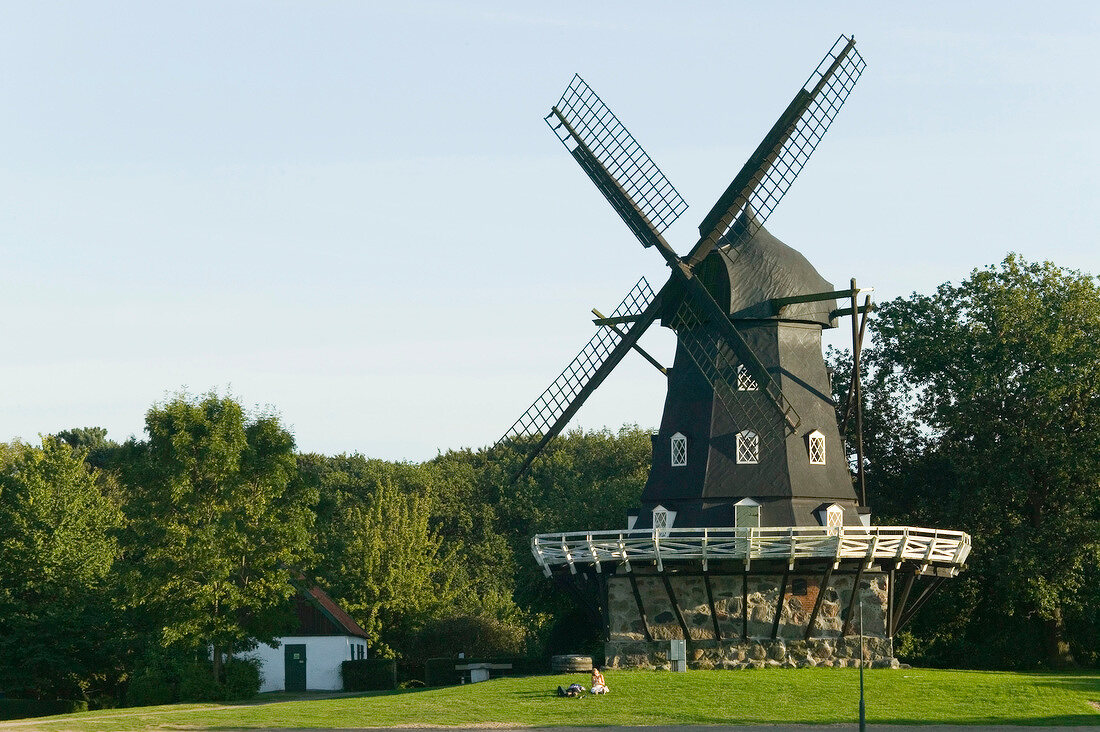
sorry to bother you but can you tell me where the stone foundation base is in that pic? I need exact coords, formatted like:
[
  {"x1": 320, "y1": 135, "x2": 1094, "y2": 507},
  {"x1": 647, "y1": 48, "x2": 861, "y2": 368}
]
[
  {"x1": 605, "y1": 636, "x2": 897, "y2": 669},
  {"x1": 605, "y1": 570, "x2": 897, "y2": 669}
]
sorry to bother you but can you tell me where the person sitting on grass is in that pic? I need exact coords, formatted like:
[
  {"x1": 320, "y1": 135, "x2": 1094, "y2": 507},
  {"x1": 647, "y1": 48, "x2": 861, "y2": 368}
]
[{"x1": 589, "y1": 667, "x2": 609, "y2": 694}]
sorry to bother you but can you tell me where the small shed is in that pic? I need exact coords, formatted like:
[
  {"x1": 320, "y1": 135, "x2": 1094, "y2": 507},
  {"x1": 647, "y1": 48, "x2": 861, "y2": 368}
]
[{"x1": 249, "y1": 582, "x2": 369, "y2": 693}]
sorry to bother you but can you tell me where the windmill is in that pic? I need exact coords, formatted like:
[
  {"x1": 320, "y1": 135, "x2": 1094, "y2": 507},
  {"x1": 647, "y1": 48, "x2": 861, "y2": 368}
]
[{"x1": 499, "y1": 36, "x2": 970, "y2": 669}]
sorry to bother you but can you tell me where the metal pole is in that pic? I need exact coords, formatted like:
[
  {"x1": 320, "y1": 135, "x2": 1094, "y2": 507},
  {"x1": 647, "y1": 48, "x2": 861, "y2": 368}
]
[{"x1": 859, "y1": 594, "x2": 866, "y2": 732}]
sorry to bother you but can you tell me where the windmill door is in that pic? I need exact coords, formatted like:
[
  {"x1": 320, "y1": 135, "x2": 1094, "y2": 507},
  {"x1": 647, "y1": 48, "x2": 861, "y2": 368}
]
[{"x1": 284, "y1": 644, "x2": 307, "y2": 691}]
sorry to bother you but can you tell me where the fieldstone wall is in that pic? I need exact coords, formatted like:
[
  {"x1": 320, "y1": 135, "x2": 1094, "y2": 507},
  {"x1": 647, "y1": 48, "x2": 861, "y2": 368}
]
[{"x1": 605, "y1": 571, "x2": 894, "y2": 669}]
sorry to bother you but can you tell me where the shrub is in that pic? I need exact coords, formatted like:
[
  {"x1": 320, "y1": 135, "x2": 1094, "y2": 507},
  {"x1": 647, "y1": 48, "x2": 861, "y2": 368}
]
[
  {"x1": 405, "y1": 615, "x2": 525, "y2": 665},
  {"x1": 178, "y1": 663, "x2": 222, "y2": 702},
  {"x1": 125, "y1": 668, "x2": 175, "y2": 708},
  {"x1": 222, "y1": 658, "x2": 261, "y2": 700},
  {"x1": 341, "y1": 659, "x2": 396, "y2": 691},
  {"x1": 424, "y1": 658, "x2": 461, "y2": 688},
  {"x1": 0, "y1": 699, "x2": 87, "y2": 721}
]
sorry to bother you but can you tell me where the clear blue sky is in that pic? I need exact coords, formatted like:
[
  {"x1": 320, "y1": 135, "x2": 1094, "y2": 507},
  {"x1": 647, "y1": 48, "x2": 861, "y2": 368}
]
[{"x1": 2, "y1": 2, "x2": 1098, "y2": 460}]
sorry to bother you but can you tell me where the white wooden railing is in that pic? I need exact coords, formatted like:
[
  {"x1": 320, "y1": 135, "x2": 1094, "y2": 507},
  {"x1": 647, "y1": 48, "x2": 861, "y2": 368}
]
[{"x1": 531, "y1": 525, "x2": 971, "y2": 576}]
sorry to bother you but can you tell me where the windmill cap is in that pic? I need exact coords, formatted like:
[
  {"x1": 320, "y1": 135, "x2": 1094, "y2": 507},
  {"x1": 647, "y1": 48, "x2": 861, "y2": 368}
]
[{"x1": 698, "y1": 209, "x2": 838, "y2": 328}]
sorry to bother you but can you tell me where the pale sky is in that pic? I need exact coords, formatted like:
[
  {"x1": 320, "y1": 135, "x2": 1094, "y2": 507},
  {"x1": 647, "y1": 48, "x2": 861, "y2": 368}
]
[{"x1": 2, "y1": 2, "x2": 1098, "y2": 460}]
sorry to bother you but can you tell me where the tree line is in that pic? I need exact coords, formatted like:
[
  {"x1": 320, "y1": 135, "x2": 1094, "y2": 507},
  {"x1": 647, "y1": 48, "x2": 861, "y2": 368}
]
[
  {"x1": 0, "y1": 399, "x2": 649, "y2": 705},
  {"x1": 830, "y1": 254, "x2": 1099, "y2": 669},
  {"x1": 0, "y1": 254, "x2": 1096, "y2": 706}
]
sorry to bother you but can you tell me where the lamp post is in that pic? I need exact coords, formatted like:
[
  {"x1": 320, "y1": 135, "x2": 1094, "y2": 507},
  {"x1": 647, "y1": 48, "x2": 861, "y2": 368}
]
[{"x1": 859, "y1": 594, "x2": 866, "y2": 732}]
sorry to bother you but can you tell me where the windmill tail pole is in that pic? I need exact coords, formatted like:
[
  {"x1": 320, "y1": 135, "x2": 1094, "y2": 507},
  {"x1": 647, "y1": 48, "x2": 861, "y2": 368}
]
[
  {"x1": 840, "y1": 293, "x2": 872, "y2": 435},
  {"x1": 850, "y1": 279, "x2": 868, "y2": 507}
]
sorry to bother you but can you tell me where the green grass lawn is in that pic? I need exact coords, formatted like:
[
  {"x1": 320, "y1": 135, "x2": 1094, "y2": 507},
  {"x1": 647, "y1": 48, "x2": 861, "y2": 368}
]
[{"x1": 6, "y1": 668, "x2": 1099, "y2": 730}]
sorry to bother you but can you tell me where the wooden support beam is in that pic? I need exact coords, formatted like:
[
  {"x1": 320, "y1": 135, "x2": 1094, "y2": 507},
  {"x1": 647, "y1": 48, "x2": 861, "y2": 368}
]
[
  {"x1": 770, "y1": 569, "x2": 790, "y2": 640},
  {"x1": 886, "y1": 568, "x2": 896, "y2": 638},
  {"x1": 591, "y1": 313, "x2": 645, "y2": 326},
  {"x1": 804, "y1": 564, "x2": 834, "y2": 640},
  {"x1": 592, "y1": 308, "x2": 667, "y2": 375},
  {"x1": 840, "y1": 294, "x2": 873, "y2": 437},
  {"x1": 618, "y1": 535, "x2": 631, "y2": 574},
  {"x1": 587, "y1": 535, "x2": 601, "y2": 574},
  {"x1": 770, "y1": 289, "x2": 859, "y2": 308},
  {"x1": 829, "y1": 303, "x2": 874, "y2": 321},
  {"x1": 892, "y1": 571, "x2": 917, "y2": 633},
  {"x1": 742, "y1": 572, "x2": 749, "y2": 639},
  {"x1": 896, "y1": 577, "x2": 946, "y2": 633},
  {"x1": 850, "y1": 279, "x2": 867, "y2": 507},
  {"x1": 598, "y1": 572, "x2": 610, "y2": 642},
  {"x1": 703, "y1": 572, "x2": 723, "y2": 642},
  {"x1": 661, "y1": 574, "x2": 692, "y2": 641},
  {"x1": 628, "y1": 574, "x2": 653, "y2": 642},
  {"x1": 840, "y1": 561, "x2": 866, "y2": 637}
]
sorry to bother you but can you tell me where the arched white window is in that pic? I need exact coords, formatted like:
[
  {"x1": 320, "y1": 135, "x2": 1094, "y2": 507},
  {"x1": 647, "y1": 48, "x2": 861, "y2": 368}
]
[
  {"x1": 736, "y1": 430, "x2": 759, "y2": 464},
  {"x1": 808, "y1": 429, "x2": 826, "y2": 465},
  {"x1": 670, "y1": 432, "x2": 687, "y2": 467},
  {"x1": 736, "y1": 364, "x2": 759, "y2": 391},
  {"x1": 734, "y1": 497, "x2": 760, "y2": 528},
  {"x1": 651, "y1": 504, "x2": 675, "y2": 537}
]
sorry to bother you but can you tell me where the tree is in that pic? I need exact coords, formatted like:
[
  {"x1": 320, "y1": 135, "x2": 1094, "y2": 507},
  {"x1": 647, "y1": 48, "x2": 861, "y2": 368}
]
[
  {"x1": 54, "y1": 426, "x2": 121, "y2": 472},
  {"x1": 480, "y1": 426, "x2": 652, "y2": 652},
  {"x1": 121, "y1": 393, "x2": 316, "y2": 678},
  {"x1": 0, "y1": 438, "x2": 124, "y2": 699},
  {"x1": 306, "y1": 454, "x2": 462, "y2": 658},
  {"x1": 862, "y1": 255, "x2": 1100, "y2": 667}
]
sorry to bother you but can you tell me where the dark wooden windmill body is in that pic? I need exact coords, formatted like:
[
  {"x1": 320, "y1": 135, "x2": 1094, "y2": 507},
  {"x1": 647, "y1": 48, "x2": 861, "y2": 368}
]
[
  {"x1": 498, "y1": 37, "x2": 971, "y2": 669},
  {"x1": 638, "y1": 216, "x2": 860, "y2": 529}
]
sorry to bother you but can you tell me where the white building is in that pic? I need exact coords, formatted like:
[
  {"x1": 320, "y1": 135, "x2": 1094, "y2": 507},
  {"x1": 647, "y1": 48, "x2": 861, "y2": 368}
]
[{"x1": 247, "y1": 582, "x2": 369, "y2": 693}]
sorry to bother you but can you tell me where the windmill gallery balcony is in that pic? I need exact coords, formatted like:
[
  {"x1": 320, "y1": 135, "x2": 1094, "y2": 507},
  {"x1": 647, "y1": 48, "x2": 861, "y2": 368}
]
[
  {"x1": 532, "y1": 525, "x2": 971, "y2": 576},
  {"x1": 532, "y1": 526, "x2": 971, "y2": 669}
]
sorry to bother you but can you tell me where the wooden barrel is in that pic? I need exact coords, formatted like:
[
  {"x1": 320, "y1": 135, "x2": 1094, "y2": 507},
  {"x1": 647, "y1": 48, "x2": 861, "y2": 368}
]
[{"x1": 551, "y1": 654, "x2": 593, "y2": 673}]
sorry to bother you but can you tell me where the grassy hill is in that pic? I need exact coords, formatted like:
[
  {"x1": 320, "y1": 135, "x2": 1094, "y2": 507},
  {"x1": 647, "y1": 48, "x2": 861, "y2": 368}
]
[{"x1": 4, "y1": 668, "x2": 1099, "y2": 730}]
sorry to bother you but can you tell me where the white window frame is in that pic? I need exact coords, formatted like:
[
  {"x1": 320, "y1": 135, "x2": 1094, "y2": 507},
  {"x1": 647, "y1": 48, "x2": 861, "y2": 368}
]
[
  {"x1": 736, "y1": 430, "x2": 759, "y2": 465},
  {"x1": 736, "y1": 364, "x2": 759, "y2": 391},
  {"x1": 651, "y1": 504, "x2": 675, "y2": 537},
  {"x1": 817, "y1": 503, "x2": 844, "y2": 535},
  {"x1": 808, "y1": 429, "x2": 826, "y2": 465},
  {"x1": 670, "y1": 432, "x2": 687, "y2": 467}
]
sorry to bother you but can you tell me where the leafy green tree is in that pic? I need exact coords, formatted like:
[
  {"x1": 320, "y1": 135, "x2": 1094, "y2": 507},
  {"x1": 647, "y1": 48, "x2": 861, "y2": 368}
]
[
  {"x1": 121, "y1": 393, "x2": 316, "y2": 678},
  {"x1": 480, "y1": 426, "x2": 652, "y2": 652},
  {"x1": 306, "y1": 454, "x2": 461, "y2": 657},
  {"x1": 55, "y1": 424, "x2": 122, "y2": 471},
  {"x1": 853, "y1": 255, "x2": 1100, "y2": 667},
  {"x1": 423, "y1": 451, "x2": 529, "y2": 625},
  {"x1": 0, "y1": 438, "x2": 123, "y2": 699}
]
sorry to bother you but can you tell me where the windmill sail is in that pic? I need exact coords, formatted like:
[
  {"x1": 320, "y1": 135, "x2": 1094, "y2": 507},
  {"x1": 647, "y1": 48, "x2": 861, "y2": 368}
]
[
  {"x1": 498, "y1": 277, "x2": 662, "y2": 476},
  {"x1": 547, "y1": 75, "x2": 688, "y2": 250},
  {"x1": 509, "y1": 36, "x2": 864, "y2": 479},
  {"x1": 687, "y1": 35, "x2": 865, "y2": 268}
]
